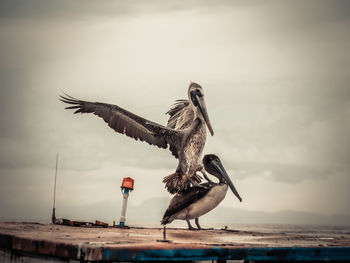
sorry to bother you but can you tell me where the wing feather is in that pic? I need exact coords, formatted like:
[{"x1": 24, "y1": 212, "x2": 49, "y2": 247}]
[
  {"x1": 60, "y1": 94, "x2": 181, "y2": 157},
  {"x1": 161, "y1": 183, "x2": 211, "y2": 223},
  {"x1": 166, "y1": 100, "x2": 194, "y2": 130}
]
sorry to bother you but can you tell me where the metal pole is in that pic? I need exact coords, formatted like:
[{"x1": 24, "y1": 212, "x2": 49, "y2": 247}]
[
  {"x1": 52, "y1": 153, "x2": 58, "y2": 223},
  {"x1": 119, "y1": 188, "x2": 129, "y2": 226}
]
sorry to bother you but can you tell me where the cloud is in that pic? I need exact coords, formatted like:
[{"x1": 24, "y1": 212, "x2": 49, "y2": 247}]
[
  {"x1": 0, "y1": 0, "x2": 240, "y2": 20},
  {"x1": 2, "y1": 0, "x2": 349, "y2": 25},
  {"x1": 0, "y1": 1, "x2": 349, "y2": 219}
]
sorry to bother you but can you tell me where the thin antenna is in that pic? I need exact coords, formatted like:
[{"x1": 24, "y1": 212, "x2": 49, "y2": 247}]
[{"x1": 51, "y1": 153, "x2": 58, "y2": 223}]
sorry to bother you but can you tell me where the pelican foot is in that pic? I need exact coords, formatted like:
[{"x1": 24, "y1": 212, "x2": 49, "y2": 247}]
[
  {"x1": 186, "y1": 216, "x2": 198, "y2": 230},
  {"x1": 186, "y1": 174, "x2": 208, "y2": 189},
  {"x1": 200, "y1": 170, "x2": 215, "y2": 185}
]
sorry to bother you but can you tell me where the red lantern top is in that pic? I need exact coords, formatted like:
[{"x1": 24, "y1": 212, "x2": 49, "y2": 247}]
[{"x1": 121, "y1": 177, "x2": 134, "y2": 190}]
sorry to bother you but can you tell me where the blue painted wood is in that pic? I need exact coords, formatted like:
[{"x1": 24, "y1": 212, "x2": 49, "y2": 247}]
[
  {"x1": 244, "y1": 247, "x2": 350, "y2": 261},
  {"x1": 103, "y1": 246, "x2": 350, "y2": 262}
]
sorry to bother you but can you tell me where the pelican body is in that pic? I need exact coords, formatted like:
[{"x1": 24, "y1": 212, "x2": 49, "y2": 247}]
[
  {"x1": 161, "y1": 154, "x2": 242, "y2": 230},
  {"x1": 60, "y1": 83, "x2": 213, "y2": 193}
]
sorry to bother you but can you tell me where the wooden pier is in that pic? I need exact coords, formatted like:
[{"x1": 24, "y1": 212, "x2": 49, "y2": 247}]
[{"x1": 0, "y1": 222, "x2": 349, "y2": 262}]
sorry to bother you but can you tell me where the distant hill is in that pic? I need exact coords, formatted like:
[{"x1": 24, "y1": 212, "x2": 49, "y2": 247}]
[
  {"x1": 127, "y1": 197, "x2": 350, "y2": 227},
  {"x1": 1, "y1": 196, "x2": 349, "y2": 227}
]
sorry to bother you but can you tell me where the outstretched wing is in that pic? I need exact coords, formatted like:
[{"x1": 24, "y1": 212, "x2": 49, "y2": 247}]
[
  {"x1": 60, "y1": 94, "x2": 182, "y2": 158},
  {"x1": 166, "y1": 99, "x2": 194, "y2": 130},
  {"x1": 162, "y1": 183, "x2": 211, "y2": 223}
]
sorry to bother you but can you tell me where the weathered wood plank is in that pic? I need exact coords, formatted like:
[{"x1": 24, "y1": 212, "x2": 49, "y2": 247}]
[{"x1": 0, "y1": 222, "x2": 349, "y2": 262}]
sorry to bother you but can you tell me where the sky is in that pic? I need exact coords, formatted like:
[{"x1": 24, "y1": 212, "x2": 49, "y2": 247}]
[{"x1": 0, "y1": 0, "x2": 350, "y2": 225}]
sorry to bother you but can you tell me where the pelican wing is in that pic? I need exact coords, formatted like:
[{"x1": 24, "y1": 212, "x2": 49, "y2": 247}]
[
  {"x1": 166, "y1": 100, "x2": 194, "y2": 130},
  {"x1": 162, "y1": 183, "x2": 210, "y2": 223},
  {"x1": 60, "y1": 94, "x2": 181, "y2": 158}
]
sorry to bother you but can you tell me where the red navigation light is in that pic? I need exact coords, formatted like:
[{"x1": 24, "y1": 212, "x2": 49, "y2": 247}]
[{"x1": 121, "y1": 177, "x2": 134, "y2": 190}]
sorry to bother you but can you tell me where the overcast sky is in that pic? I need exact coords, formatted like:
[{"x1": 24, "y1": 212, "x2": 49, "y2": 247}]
[{"x1": 0, "y1": 0, "x2": 350, "y2": 224}]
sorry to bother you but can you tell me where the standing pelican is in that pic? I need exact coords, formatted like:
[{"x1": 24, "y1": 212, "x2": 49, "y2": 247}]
[
  {"x1": 161, "y1": 154, "x2": 242, "y2": 230},
  {"x1": 60, "y1": 82, "x2": 213, "y2": 193}
]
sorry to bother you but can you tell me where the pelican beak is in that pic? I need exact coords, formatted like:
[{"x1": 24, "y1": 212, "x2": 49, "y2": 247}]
[
  {"x1": 197, "y1": 95, "x2": 214, "y2": 136},
  {"x1": 211, "y1": 159, "x2": 242, "y2": 202}
]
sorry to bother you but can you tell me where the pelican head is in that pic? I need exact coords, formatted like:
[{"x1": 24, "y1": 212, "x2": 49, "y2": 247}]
[
  {"x1": 188, "y1": 82, "x2": 214, "y2": 136},
  {"x1": 203, "y1": 154, "x2": 242, "y2": 202}
]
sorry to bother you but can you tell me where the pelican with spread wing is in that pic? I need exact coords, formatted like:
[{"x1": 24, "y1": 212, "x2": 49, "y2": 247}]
[{"x1": 60, "y1": 82, "x2": 214, "y2": 193}]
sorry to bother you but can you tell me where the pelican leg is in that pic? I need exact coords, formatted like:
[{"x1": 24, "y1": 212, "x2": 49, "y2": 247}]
[
  {"x1": 200, "y1": 169, "x2": 214, "y2": 185},
  {"x1": 195, "y1": 218, "x2": 202, "y2": 230},
  {"x1": 186, "y1": 174, "x2": 208, "y2": 189},
  {"x1": 186, "y1": 214, "x2": 195, "y2": 230}
]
